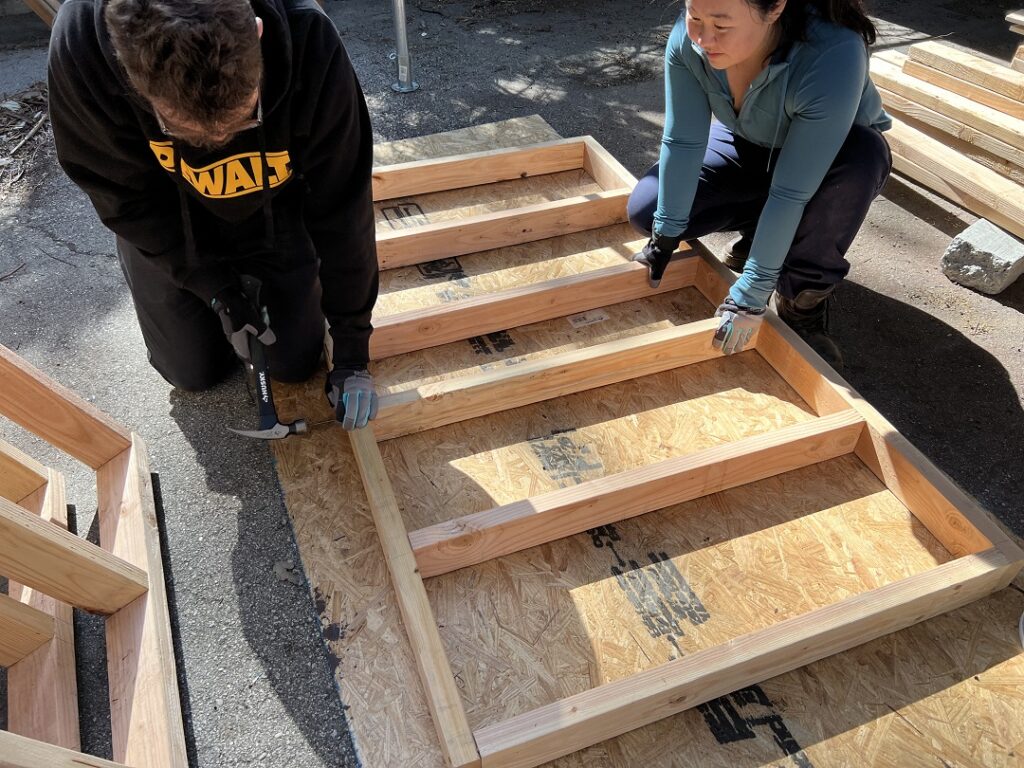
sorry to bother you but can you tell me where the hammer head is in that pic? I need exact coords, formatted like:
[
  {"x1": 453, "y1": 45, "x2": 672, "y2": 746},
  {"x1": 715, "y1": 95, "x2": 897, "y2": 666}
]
[{"x1": 228, "y1": 418, "x2": 308, "y2": 440}]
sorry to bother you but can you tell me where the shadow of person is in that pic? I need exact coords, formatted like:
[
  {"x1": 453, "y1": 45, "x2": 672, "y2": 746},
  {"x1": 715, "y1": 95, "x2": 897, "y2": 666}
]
[
  {"x1": 167, "y1": 373, "x2": 356, "y2": 767},
  {"x1": 832, "y1": 280, "x2": 1024, "y2": 537}
]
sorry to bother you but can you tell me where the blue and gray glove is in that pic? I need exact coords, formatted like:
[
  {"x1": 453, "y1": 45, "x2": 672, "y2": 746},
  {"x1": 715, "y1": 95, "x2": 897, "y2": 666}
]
[
  {"x1": 713, "y1": 299, "x2": 765, "y2": 355},
  {"x1": 211, "y1": 283, "x2": 276, "y2": 362},
  {"x1": 326, "y1": 368, "x2": 379, "y2": 431},
  {"x1": 633, "y1": 232, "x2": 682, "y2": 288}
]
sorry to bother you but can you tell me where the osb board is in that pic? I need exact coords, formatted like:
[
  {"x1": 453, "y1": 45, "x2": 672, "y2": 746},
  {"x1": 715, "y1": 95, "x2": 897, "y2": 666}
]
[
  {"x1": 376, "y1": 223, "x2": 645, "y2": 318},
  {"x1": 269, "y1": 119, "x2": 1024, "y2": 768}
]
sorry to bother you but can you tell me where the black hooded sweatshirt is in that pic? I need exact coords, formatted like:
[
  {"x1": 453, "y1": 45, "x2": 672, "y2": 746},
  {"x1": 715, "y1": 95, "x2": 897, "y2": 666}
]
[{"x1": 47, "y1": 0, "x2": 378, "y2": 368}]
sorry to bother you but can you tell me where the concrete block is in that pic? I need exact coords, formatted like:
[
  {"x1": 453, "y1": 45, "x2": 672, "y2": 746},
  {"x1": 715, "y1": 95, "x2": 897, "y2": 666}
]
[{"x1": 942, "y1": 219, "x2": 1024, "y2": 294}]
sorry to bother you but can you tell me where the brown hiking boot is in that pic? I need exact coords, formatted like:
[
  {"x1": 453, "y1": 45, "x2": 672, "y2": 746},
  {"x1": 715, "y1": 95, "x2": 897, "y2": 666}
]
[
  {"x1": 774, "y1": 287, "x2": 844, "y2": 369},
  {"x1": 724, "y1": 233, "x2": 752, "y2": 271}
]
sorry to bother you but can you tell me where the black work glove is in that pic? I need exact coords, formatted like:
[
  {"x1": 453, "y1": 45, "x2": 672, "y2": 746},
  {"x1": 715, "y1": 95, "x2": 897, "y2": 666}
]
[
  {"x1": 211, "y1": 284, "x2": 276, "y2": 361},
  {"x1": 633, "y1": 232, "x2": 683, "y2": 288},
  {"x1": 325, "y1": 367, "x2": 379, "y2": 431}
]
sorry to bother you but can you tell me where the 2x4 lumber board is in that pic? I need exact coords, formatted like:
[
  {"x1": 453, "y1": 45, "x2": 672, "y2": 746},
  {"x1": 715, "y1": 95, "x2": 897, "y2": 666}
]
[
  {"x1": 410, "y1": 410, "x2": 866, "y2": 578},
  {"x1": 0, "y1": 494, "x2": 148, "y2": 615},
  {"x1": 888, "y1": 150, "x2": 1023, "y2": 236},
  {"x1": 372, "y1": 138, "x2": 586, "y2": 201},
  {"x1": 473, "y1": 545, "x2": 1021, "y2": 768},
  {"x1": 693, "y1": 253, "x2": 1015, "y2": 559},
  {"x1": 581, "y1": 136, "x2": 638, "y2": 191},
  {"x1": 870, "y1": 53, "x2": 1024, "y2": 154},
  {"x1": 908, "y1": 40, "x2": 1024, "y2": 103},
  {"x1": 7, "y1": 471, "x2": 81, "y2": 750},
  {"x1": 374, "y1": 316, "x2": 730, "y2": 441},
  {"x1": 371, "y1": 253, "x2": 697, "y2": 360},
  {"x1": 0, "y1": 730, "x2": 127, "y2": 768},
  {"x1": 1008, "y1": 10, "x2": 1024, "y2": 27},
  {"x1": 1014, "y1": 45, "x2": 1024, "y2": 75},
  {"x1": 0, "y1": 593, "x2": 54, "y2": 667},
  {"x1": 0, "y1": 344, "x2": 131, "y2": 470},
  {"x1": 878, "y1": 86, "x2": 1024, "y2": 182},
  {"x1": 375, "y1": 190, "x2": 630, "y2": 270},
  {"x1": 96, "y1": 437, "x2": 188, "y2": 768},
  {"x1": 901, "y1": 57, "x2": 1024, "y2": 119},
  {"x1": 348, "y1": 426, "x2": 481, "y2": 768},
  {"x1": 885, "y1": 119, "x2": 1024, "y2": 239},
  {"x1": 0, "y1": 438, "x2": 47, "y2": 503}
]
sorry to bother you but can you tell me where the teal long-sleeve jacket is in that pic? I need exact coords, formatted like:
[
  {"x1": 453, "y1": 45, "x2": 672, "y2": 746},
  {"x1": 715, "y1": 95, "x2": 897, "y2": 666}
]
[{"x1": 653, "y1": 12, "x2": 890, "y2": 309}]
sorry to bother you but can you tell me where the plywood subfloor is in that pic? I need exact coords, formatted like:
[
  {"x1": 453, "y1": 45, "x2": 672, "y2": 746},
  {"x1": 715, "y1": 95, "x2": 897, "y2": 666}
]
[{"x1": 270, "y1": 116, "x2": 1024, "y2": 768}]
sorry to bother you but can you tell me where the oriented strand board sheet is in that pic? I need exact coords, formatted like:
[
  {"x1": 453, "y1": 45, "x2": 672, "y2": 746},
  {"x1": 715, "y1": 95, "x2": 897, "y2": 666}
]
[{"x1": 270, "y1": 118, "x2": 1024, "y2": 768}]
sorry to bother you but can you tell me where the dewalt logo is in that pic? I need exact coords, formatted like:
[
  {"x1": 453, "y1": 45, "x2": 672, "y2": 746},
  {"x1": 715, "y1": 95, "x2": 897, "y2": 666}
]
[{"x1": 149, "y1": 141, "x2": 292, "y2": 199}]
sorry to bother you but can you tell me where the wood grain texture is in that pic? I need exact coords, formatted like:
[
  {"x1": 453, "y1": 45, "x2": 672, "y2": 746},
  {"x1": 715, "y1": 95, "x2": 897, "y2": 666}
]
[
  {"x1": 0, "y1": 592, "x2": 54, "y2": 667},
  {"x1": 0, "y1": 438, "x2": 47, "y2": 503},
  {"x1": 348, "y1": 427, "x2": 481, "y2": 768},
  {"x1": 884, "y1": 119, "x2": 1024, "y2": 239},
  {"x1": 0, "y1": 344, "x2": 131, "y2": 469},
  {"x1": 901, "y1": 57, "x2": 1024, "y2": 119},
  {"x1": 376, "y1": 190, "x2": 630, "y2": 270},
  {"x1": 879, "y1": 87, "x2": 1024, "y2": 185},
  {"x1": 371, "y1": 255, "x2": 697, "y2": 360},
  {"x1": 374, "y1": 317, "x2": 727, "y2": 441},
  {"x1": 373, "y1": 139, "x2": 586, "y2": 201},
  {"x1": 473, "y1": 546, "x2": 1020, "y2": 768},
  {"x1": 907, "y1": 40, "x2": 1024, "y2": 102},
  {"x1": 871, "y1": 53, "x2": 1024, "y2": 154},
  {"x1": 0, "y1": 494, "x2": 148, "y2": 615},
  {"x1": 581, "y1": 136, "x2": 638, "y2": 190},
  {"x1": 97, "y1": 438, "x2": 188, "y2": 768},
  {"x1": 0, "y1": 730, "x2": 128, "y2": 768},
  {"x1": 7, "y1": 472, "x2": 81, "y2": 750},
  {"x1": 410, "y1": 411, "x2": 865, "y2": 577}
]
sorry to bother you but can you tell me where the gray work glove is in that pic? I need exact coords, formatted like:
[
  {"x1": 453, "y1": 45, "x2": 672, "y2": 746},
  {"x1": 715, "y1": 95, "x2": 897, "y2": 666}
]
[
  {"x1": 713, "y1": 299, "x2": 765, "y2": 355},
  {"x1": 633, "y1": 232, "x2": 682, "y2": 288},
  {"x1": 211, "y1": 284, "x2": 276, "y2": 361},
  {"x1": 326, "y1": 368, "x2": 379, "y2": 431}
]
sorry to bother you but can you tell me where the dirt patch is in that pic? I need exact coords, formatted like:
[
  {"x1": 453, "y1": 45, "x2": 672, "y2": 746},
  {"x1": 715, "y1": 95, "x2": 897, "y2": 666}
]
[{"x1": 0, "y1": 81, "x2": 54, "y2": 203}]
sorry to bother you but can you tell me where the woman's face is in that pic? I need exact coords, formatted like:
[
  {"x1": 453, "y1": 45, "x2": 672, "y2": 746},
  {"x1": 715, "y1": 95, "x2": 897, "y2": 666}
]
[{"x1": 685, "y1": 0, "x2": 785, "y2": 70}]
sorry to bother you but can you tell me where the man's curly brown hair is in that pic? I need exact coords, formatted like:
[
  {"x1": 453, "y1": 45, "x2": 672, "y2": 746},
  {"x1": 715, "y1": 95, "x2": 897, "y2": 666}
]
[{"x1": 105, "y1": 0, "x2": 263, "y2": 124}]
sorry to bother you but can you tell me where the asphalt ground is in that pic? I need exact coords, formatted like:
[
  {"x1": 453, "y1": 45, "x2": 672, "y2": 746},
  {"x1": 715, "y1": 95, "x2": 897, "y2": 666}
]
[{"x1": 0, "y1": 1, "x2": 1022, "y2": 766}]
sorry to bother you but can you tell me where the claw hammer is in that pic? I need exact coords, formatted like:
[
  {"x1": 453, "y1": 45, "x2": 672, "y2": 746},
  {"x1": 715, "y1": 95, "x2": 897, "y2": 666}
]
[{"x1": 227, "y1": 275, "x2": 308, "y2": 440}]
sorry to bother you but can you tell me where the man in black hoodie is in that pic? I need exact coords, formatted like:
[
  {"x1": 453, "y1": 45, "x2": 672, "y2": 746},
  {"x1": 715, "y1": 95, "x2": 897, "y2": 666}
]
[{"x1": 47, "y1": 0, "x2": 380, "y2": 430}]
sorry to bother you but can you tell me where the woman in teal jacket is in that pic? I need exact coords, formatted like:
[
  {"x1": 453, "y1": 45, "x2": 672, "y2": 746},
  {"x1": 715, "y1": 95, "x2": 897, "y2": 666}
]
[{"x1": 628, "y1": 0, "x2": 891, "y2": 367}]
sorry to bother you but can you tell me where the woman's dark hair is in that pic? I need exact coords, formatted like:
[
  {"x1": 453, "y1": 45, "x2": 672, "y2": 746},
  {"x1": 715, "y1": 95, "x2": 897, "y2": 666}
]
[{"x1": 749, "y1": 0, "x2": 877, "y2": 46}]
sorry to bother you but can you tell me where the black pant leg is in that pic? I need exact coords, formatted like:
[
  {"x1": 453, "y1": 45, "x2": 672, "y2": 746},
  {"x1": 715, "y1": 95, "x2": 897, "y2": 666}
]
[{"x1": 777, "y1": 125, "x2": 892, "y2": 298}]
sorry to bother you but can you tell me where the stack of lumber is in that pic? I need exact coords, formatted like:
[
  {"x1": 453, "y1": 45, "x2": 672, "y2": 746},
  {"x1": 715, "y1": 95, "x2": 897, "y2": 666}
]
[
  {"x1": 869, "y1": 31, "x2": 1024, "y2": 239},
  {"x1": 1010, "y1": 10, "x2": 1024, "y2": 72}
]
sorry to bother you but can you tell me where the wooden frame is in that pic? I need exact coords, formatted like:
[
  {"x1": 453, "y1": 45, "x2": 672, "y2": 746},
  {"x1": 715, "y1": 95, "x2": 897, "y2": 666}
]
[
  {"x1": 0, "y1": 345, "x2": 187, "y2": 767},
  {"x1": 347, "y1": 140, "x2": 1024, "y2": 768}
]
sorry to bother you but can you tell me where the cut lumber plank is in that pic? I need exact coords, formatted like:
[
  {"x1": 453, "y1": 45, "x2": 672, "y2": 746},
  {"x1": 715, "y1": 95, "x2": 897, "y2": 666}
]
[
  {"x1": 372, "y1": 138, "x2": 586, "y2": 201},
  {"x1": 871, "y1": 53, "x2": 1024, "y2": 154},
  {"x1": 1010, "y1": 24, "x2": 1024, "y2": 36},
  {"x1": 884, "y1": 118, "x2": 1024, "y2": 239},
  {"x1": 96, "y1": 438, "x2": 188, "y2": 768},
  {"x1": 1014, "y1": 45, "x2": 1024, "y2": 74},
  {"x1": 375, "y1": 190, "x2": 630, "y2": 270},
  {"x1": 581, "y1": 136, "x2": 638, "y2": 190},
  {"x1": 1008, "y1": 10, "x2": 1024, "y2": 27},
  {"x1": 374, "y1": 317, "x2": 730, "y2": 441},
  {"x1": 0, "y1": 439, "x2": 47, "y2": 504},
  {"x1": 695, "y1": 253, "x2": 1012, "y2": 558},
  {"x1": 473, "y1": 545, "x2": 1021, "y2": 768},
  {"x1": 0, "y1": 592, "x2": 54, "y2": 667},
  {"x1": 410, "y1": 410, "x2": 865, "y2": 578},
  {"x1": 0, "y1": 344, "x2": 131, "y2": 469},
  {"x1": 878, "y1": 86, "x2": 1024, "y2": 183},
  {"x1": 371, "y1": 254, "x2": 697, "y2": 360},
  {"x1": 7, "y1": 471, "x2": 81, "y2": 750},
  {"x1": 901, "y1": 56, "x2": 1024, "y2": 119},
  {"x1": 907, "y1": 40, "x2": 1024, "y2": 102},
  {"x1": 0, "y1": 730, "x2": 127, "y2": 768},
  {"x1": 0, "y1": 494, "x2": 148, "y2": 615},
  {"x1": 348, "y1": 426, "x2": 481, "y2": 768}
]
